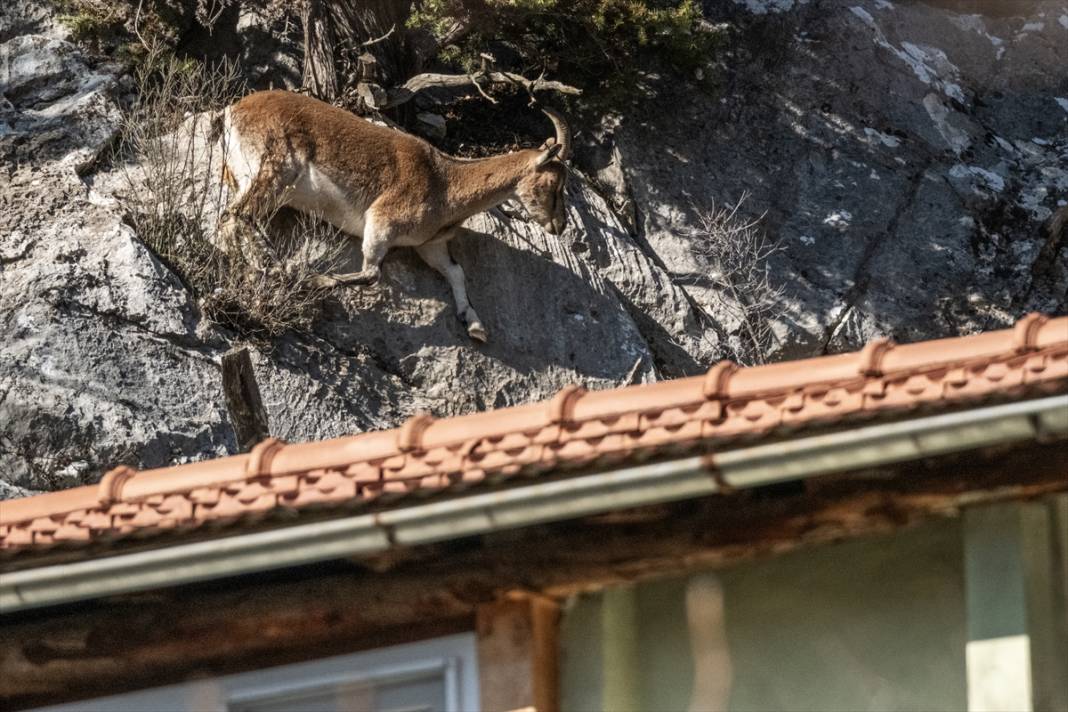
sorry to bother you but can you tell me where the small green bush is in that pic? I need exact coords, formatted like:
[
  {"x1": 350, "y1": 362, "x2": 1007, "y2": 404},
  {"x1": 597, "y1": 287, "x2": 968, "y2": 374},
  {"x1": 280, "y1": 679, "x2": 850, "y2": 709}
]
[
  {"x1": 410, "y1": 0, "x2": 724, "y2": 100},
  {"x1": 56, "y1": 0, "x2": 127, "y2": 52},
  {"x1": 56, "y1": 0, "x2": 222, "y2": 62}
]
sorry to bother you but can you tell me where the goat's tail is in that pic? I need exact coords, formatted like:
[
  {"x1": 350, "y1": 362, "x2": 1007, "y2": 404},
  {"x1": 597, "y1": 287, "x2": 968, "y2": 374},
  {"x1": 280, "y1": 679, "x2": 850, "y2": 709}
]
[
  {"x1": 207, "y1": 108, "x2": 226, "y2": 145},
  {"x1": 206, "y1": 109, "x2": 238, "y2": 190}
]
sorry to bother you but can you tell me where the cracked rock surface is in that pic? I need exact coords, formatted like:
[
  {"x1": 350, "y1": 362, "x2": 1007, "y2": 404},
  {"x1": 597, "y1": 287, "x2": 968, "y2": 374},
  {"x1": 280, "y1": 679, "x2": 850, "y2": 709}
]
[
  {"x1": 1, "y1": 0, "x2": 1066, "y2": 495},
  {"x1": 618, "y1": 0, "x2": 1067, "y2": 358}
]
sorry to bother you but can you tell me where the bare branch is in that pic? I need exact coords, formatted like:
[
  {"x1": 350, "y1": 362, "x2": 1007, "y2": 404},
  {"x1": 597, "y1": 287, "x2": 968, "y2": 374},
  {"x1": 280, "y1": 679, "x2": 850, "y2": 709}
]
[
  {"x1": 195, "y1": 0, "x2": 232, "y2": 31},
  {"x1": 468, "y1": 74, "x2": 498, "y2": 104},
  {"x1": 361, "y1": 22, "x2": 395, "y2": 47},
  {"x1": 687, "y1": 194, "x2": 785, "y2": 365},
  {"x1": 384, "y1": 71, "x2": 580, "y2": 109},
  {"x1": 131, "y1": 0, "x2": 151, "y2": 53},
  {"x1": 501, "y1": 69, "x2": 538, "y2": 106}
]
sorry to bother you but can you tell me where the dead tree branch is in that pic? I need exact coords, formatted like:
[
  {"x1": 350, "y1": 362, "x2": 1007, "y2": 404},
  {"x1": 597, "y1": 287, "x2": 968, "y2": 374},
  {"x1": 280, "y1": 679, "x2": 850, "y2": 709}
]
[
  {"x1": 468, "y1": 73, "x2": 499, "y2": 104},
  {"x1": 384, "y1": 71, "x2": 580, "y2": 109},
  {"x1": 361, "y1": 22, "x2": 396, "y2": 47},
  {"x1": 221, "y1": 347, "x2": 270, "y2": 452}
]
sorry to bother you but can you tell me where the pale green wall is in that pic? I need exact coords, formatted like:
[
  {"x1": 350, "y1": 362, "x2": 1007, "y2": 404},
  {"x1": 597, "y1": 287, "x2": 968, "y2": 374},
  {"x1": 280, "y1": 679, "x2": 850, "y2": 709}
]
[{"x1": 561, "y1": 518, "x2": 968, "y2": 712}]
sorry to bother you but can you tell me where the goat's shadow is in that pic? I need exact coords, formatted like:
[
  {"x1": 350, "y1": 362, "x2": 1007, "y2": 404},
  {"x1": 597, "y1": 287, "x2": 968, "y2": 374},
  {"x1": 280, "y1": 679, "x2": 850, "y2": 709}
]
[{"x1": 309, "y1": 224, "x2": 663, "y2": 386}]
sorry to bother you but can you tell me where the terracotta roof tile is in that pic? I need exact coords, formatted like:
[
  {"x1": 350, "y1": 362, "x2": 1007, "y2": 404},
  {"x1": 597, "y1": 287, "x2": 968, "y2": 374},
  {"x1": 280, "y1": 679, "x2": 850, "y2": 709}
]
[{"x1": 1, "y1": 314, "x2": 1066, "y2": 556}]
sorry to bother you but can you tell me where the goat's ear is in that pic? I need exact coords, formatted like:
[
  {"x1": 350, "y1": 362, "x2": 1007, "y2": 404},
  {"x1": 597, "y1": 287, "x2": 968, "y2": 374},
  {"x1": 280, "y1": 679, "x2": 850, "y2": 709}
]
[{"x1": 534, "y1": 143, "x2": 562, "y2": 168}]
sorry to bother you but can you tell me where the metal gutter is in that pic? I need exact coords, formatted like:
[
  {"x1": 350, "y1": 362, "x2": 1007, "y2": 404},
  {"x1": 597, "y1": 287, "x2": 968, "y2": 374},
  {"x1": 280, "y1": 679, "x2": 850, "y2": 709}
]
[{"x1": 2, "y1": 395, "x2": 1065, "y2": 614}]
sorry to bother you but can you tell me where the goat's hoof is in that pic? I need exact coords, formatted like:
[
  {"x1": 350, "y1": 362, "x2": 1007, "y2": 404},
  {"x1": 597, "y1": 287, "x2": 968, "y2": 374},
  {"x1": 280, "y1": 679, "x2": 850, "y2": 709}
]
[
  {"x1": 311, "y1": 275, "x2": 339, "y2": 290},
  {"x1": 467, "y1": 321, "x2": 488, "y2": 343},
  {"x1": 349, "y1": 269, "x2": 380, "y2": 287}
]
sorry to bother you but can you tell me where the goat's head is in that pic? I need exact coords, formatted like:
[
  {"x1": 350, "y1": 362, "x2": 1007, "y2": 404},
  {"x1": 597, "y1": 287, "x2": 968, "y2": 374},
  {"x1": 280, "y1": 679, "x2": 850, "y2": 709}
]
[{"x1": 515, "y1": 107, "x2": 571, "y2": 235}]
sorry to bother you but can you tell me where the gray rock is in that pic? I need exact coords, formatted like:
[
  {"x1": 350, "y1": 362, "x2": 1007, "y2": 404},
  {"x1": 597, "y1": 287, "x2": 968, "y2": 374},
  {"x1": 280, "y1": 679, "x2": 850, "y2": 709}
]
[
  {"x1": 416, "y1": 112, "x2": 447, "y2": 139},
  {"x1": 0, "y1": 32, "x2": 233, "y2": 489},
  {"x1": 0, "y1": 21, "x2": 677, "y2": 488},
  {"x1": 616, "y1": 0, "x2": 1067, "y2": 357}
]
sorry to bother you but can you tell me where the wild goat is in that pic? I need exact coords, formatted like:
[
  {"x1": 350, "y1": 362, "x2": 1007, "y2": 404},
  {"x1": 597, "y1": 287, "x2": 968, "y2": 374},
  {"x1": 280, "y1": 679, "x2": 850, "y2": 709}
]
[{"x1": 216, "y1": 90, "x2": 571, "y2": 342}]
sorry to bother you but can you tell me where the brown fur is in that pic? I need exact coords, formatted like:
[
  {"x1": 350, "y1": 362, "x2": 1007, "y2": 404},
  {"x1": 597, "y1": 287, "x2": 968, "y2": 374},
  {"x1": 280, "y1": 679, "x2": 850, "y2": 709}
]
[
  {"x1": 220, "y1": 162, "x2": 237, "y2": 191},
  {"x1": 225, "y1": 91, "x2": 566, "y2": 242}
]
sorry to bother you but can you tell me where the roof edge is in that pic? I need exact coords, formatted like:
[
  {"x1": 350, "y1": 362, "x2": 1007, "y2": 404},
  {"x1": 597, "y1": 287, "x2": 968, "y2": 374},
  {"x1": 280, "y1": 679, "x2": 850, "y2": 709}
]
[{"x1": 3, "y1": 394, "x2": 1064, "y2": 613}]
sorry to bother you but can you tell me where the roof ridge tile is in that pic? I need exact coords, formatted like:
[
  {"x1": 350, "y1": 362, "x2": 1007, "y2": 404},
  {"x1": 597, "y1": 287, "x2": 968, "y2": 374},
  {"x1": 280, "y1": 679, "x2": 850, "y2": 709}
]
[
  {"x1": 397, "y1": 413, "x2": 435, "y2": 453},
  {"x1": 547, "y1": 384, "x2": 587, "y2": 425},
  {"x1": 702, "y1": 361, "x2": 737, "y2": 413},
  {"x1": 1014, "y1": 312, "x2": 1048, "y2": 353},
  {"x1": 246, "y1": 437, "x2": 287, "y2": 478},
  {"x1": 857, "y1": 337, "x2": 895, "y2": 377},
  {"x1": 97, "y1": 466, "x2": 136, "y2": 506}
]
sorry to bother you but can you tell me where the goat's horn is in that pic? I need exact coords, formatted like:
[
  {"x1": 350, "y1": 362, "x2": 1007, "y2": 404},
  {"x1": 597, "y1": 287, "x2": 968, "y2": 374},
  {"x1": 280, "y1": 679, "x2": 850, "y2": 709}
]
[{"x1": 541, "y1": 106, "x2": 571, "y2": 161}]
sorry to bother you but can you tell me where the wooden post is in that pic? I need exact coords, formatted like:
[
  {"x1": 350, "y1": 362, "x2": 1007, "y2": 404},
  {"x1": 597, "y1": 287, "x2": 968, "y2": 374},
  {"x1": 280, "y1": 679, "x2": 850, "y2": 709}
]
[
  {"x1": 477, "y1": 592, "x2": 560, "y2": 712},
  {"x1": 221, "y1": 347, "x2": 270, "y2": 452}
]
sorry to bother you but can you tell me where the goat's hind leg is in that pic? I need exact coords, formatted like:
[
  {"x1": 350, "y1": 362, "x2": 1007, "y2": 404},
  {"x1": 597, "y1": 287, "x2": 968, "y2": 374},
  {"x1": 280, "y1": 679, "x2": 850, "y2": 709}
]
[
  {"x1": 416, "y1": 238, "x2": 487, "y2": 343},
  {"x1": 218, "y1": 163, "x2": 292, "y2": 267},
  {"x1": 312, "y1": 218, "x2": 391, "y2": 289}
]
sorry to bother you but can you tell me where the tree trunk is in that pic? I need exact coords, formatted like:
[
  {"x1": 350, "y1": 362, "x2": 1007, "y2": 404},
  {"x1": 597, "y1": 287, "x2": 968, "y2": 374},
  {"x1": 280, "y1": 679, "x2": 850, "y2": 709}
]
[
  {"x1": 301, "y1": 0, "x2": 339, "y2": 100},
  {"x1": 301, "y1": 0, "x2": 419, "y2": 102},
  {"x1": 330, "y1": 0, "x2": 418, "y2": 88}
]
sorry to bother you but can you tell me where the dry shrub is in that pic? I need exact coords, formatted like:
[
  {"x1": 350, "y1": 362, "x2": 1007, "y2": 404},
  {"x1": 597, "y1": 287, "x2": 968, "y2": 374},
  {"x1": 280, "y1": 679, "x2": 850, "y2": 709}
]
[
  {"x1": 117, "y1": 49, "x2": 344, "y2": 339},
  {"x1": 689, "y1": 195, "x2": 784, "y2": 365}
]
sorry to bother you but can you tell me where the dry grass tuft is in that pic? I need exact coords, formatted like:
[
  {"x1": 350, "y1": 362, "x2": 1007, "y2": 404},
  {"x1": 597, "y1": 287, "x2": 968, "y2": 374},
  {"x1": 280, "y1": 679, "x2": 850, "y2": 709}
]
[
  {"x1": 116, "y1": 49, "x2": 345, "y2": 339},
  {"x1": 689, "y1": 194, "x2": 785, "y2": 365}
]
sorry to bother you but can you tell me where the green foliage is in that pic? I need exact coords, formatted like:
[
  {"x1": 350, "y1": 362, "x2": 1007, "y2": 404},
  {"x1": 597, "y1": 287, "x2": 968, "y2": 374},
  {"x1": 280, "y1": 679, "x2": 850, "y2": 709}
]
[
  {"x1": 56, "y1": 0, "x2": 127, "y2": 52},
  {"x1": 410, "y1": 0, "x2": 723, "y2": 101},
  {"x1": 55, "y1": 0, "x2": 212, "y2": 62}
]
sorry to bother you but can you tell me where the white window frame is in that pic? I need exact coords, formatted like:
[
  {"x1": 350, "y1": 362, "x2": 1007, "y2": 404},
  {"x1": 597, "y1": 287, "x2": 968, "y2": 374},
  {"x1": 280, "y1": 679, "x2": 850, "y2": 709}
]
[
  {"x1": 36, "y1": 633, "x2": 480, "y2": 712},
  {"x1": 226, "y1": 638, "x2": 471, "y2": 712}
]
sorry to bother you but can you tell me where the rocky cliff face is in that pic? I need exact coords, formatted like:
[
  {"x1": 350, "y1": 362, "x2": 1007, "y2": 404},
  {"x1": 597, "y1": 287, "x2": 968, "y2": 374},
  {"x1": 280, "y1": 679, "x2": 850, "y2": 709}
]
[
  {"x1": 1, "y1": 0, "x2": 1065, "y2": 496},
  {"x1": 619, "y1": 0, "x2": 1068, "y2": 360}
]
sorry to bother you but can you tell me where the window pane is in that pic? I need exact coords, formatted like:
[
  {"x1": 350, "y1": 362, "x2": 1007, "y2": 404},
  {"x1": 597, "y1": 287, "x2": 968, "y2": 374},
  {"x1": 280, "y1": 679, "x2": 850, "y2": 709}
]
[{"x1": 231, "y1": 672, "x2": 447, "y2": 712}]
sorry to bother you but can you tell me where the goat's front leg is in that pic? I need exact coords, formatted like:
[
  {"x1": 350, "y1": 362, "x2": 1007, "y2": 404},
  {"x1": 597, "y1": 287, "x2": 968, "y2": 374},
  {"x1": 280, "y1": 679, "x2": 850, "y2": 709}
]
[{"x1": 416, "y1": 239, "x2": 487, "y2": 343}]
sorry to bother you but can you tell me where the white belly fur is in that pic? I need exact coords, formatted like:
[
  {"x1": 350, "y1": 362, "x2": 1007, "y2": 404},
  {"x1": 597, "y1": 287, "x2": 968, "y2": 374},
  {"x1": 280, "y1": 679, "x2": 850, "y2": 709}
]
[{"x1": 288, "y1": 162, "x2": 367, "y2": 237}]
